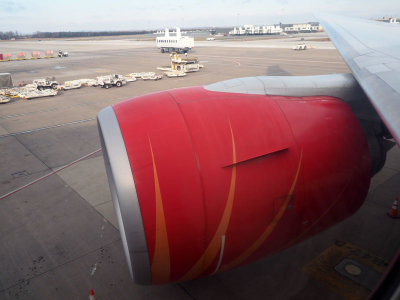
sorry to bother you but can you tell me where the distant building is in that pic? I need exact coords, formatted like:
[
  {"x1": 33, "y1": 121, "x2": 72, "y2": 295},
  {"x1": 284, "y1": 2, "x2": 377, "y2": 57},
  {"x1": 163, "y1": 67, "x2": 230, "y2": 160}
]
[
  {"x1": 230, "y1": 26, "x2": 246, "y2": 35},
  {"x1": 229, "y1": 22, "x2": 321, "y2": 36},
  {"x1": 309, "y1": 22, "x2": 323, "y2": 32},
  {"x1": 244, "y1": 24, "x2": 257, "y2": 34},
  {"x1": 262, "y1": 25, "x2": 283, "y2": 34},
  {"x1": 282, "y1": 23, "x2": 310, "y2": 33},
  {"x1": 229, "y1": 24, "x2": 282, "y2": 35},
  {"x1": 281, "y1": 22, "x2": 322, "y2": 33},
  {"x1": 375, "y1": 17, "x2": 399, "y2": 24}
]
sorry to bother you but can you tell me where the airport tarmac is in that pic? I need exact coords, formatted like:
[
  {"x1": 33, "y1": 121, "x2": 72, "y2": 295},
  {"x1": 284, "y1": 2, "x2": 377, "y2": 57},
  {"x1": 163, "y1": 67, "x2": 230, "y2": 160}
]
[{"x1": 0, "y1": 37, "x2": 399, "y2": 300}]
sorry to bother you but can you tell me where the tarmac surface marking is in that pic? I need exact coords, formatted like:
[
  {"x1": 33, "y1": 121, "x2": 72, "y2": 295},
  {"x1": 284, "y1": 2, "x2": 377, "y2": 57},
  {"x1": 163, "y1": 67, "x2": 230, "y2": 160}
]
[{"x1": 303, "y1": 241, "x2": 388, "y2": 300}]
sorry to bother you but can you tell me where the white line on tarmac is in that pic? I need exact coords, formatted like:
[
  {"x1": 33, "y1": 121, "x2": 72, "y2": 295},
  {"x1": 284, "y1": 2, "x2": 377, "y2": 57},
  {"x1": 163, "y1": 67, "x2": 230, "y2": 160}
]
[
  {"x1": 196, "y1": 54, "x2": 343, "y2": 65},
  {"x1": 0, "y1": 148, "x2": 102, "y2": 201},
  {"x1": 0, "y1": 97, "x2": 127, "y2": 120},
  {"x1": 0, "y1": 118, "x2": 96, "y2": 139}
]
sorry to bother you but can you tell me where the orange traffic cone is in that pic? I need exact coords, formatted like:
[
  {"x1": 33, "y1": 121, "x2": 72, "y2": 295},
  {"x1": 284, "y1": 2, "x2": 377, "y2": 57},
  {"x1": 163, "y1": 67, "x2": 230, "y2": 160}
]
[
  {"x1": 387, "y1": 197, "x2": 400, "y2": 218},
  {"x1": 89, "y1": 289, "x2": 96, "y2": 300}
]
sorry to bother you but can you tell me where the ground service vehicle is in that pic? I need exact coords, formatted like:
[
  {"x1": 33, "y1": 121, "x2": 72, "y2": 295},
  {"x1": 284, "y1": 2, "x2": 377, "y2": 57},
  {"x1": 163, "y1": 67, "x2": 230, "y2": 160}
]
[
  {"x1": 293, "y1": 43, "x2": 307, "y2": 50},
  {"x1": 58, "y1": 50, "x2": 68, "y2": 57},
  {"x1": 156, "y1": 28, "x2": 194, "y2": 53},
  {"x1": 33, "y1": 78, "x2": 59, "y2": 90},
  {"x1": 97, "y1": 74, "x2": 127, "y2": 89}
]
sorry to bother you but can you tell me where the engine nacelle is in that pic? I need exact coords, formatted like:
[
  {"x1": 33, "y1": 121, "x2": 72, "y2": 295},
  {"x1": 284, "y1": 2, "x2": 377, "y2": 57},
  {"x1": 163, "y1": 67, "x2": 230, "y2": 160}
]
[{"x1": 98, "y1": 81, "x2": 371, "y2": 285}]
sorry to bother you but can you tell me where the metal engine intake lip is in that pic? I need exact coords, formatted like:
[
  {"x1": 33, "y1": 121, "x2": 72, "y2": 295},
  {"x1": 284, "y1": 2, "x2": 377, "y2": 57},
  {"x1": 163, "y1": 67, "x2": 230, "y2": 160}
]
[{"x1": 97, "y1": 106, "x2": 151, "y2": 284}]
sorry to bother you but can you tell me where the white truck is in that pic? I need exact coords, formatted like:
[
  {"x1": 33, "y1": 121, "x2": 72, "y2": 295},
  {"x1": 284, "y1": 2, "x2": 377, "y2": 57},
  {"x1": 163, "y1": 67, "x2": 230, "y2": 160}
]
[
  {"x1": 33, "y1": 78, "x2": 59, "y2": 90},
  {"x1": 156, "y1": 28, "x2": 194, "y2": 54},
  {"x1": 96, "y1": 74, "x2": 127, "y2": 89}
]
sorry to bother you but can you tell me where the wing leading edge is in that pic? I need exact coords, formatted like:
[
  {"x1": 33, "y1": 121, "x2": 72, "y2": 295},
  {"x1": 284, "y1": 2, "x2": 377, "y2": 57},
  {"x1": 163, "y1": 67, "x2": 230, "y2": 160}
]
[{"x1": 318, "y1": 14, "x2": 400, "y2": 146}]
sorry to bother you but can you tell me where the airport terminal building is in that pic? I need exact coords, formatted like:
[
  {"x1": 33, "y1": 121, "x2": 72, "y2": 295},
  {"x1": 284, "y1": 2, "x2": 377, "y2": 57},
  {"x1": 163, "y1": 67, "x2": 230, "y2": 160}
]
[{"x1": 229, "y1": 22, "x2": 322, "y2": 35}]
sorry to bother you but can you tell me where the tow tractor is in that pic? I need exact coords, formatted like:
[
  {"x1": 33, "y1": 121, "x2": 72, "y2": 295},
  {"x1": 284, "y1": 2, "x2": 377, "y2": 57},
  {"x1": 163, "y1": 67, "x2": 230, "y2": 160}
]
[
  {"x1": 96, "y1": 74, "x2": 127, "y2": 89},
  {"x1": 58, "y1": 50, "x2": 69, "y2": 57},
  {"x1": 293, "y1": 44, "x2": 307, "y2": 50},
  {"x1": 33, "y1": 78, "x2": 59, "y2": 91}
]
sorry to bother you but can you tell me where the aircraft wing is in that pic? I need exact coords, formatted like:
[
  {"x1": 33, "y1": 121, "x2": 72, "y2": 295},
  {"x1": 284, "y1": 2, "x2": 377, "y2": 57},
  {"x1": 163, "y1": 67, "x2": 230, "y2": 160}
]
[{"x1": 318, "y1": 14, "x2": 400, "y2": 145}]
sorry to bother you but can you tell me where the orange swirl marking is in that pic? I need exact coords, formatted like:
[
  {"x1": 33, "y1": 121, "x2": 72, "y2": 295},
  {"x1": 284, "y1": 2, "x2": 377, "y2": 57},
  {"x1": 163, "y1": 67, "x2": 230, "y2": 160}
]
[
  {"x1": 148, "y1": 137, "x2": 170, "y2": 284},
  {"x1": 221, "y1": 150, "x2": 303, "y2": 272},
  {"x1": 180, "y1": 122, "x2": 237, "y2": 281}
]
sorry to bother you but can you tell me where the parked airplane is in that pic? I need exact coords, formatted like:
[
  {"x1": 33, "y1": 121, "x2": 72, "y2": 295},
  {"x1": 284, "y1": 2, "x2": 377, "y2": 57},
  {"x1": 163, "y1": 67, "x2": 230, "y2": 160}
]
[{"x1": 97, "y1": 14, "x2": 400, "y2": 285}]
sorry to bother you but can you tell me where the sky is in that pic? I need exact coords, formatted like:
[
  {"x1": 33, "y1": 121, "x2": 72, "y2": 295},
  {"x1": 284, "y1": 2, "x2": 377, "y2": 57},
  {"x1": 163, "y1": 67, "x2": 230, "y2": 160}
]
[{"x1": 0, "y1": 0, "x2": 399, "y2": 33}]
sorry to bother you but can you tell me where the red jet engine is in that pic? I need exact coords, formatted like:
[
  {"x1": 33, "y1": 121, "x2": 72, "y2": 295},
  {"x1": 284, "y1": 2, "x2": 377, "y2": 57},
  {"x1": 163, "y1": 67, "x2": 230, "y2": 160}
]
[{"x1": 98, "y1": 74, "x2": 376, "y2": 284}]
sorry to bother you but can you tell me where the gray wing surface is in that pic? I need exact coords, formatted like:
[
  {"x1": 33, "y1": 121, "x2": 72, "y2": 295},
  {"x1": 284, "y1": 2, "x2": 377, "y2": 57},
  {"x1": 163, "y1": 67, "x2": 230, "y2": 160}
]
[{"x1": 318, "y1": 14, "x2": 400, "y2": 145}]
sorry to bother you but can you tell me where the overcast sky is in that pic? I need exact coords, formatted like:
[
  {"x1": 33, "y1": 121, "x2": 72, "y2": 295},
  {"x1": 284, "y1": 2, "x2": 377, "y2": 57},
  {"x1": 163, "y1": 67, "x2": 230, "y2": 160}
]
[{"x1": 1, "y1": 0, "x2": 399, "y2": 33}]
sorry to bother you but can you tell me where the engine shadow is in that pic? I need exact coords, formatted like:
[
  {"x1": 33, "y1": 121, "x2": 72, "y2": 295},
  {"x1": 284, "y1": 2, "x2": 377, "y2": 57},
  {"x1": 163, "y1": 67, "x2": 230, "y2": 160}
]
[{"x1": 266, "y1": 65, "x2": 291, "y2": 76}]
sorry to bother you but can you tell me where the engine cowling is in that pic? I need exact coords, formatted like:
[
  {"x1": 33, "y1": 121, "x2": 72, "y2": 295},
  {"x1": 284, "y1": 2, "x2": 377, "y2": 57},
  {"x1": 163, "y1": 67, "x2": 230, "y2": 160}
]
[{"x1": 98, "y1": 84, "x2": 371, "y2": 285}]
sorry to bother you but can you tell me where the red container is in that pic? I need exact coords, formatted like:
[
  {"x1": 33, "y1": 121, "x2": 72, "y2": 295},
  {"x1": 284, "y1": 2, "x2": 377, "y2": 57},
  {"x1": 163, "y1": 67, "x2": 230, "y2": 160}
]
[
  {"x1": 31, "y1": 51, "x2": 41, "y2": 58},
  {"x1": 45, "y1": 50, "x2": 54, "y2": 56},
  {"x1": 3, "y1": 53, "x2": 11, "y2": 60},
  {"x1": 16, "y1": 52, "x2": 26, "y2": 59}
]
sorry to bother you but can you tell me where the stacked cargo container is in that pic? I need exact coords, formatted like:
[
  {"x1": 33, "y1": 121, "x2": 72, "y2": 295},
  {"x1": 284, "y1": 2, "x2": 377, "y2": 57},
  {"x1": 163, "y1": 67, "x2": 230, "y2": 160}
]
[{"x1": 0, "y1": 50, "x2": 62, "y2": 62}]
